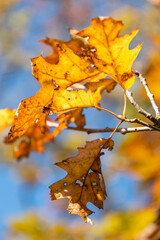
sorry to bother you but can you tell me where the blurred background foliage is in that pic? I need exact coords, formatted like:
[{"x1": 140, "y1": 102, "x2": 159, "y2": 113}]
[{"x1": 0, "y1": 0, "x2": 160, "y2": 239}]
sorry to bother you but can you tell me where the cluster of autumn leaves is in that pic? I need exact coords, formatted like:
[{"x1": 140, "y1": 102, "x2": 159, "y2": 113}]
[{"x1": 0, "y1": 17, "x2": 143, "y2": 223}]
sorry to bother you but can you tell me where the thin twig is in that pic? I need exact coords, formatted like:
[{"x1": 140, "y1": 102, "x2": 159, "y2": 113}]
[
  {"x1": 123, "y1": 118, "x2": 160, "y2": 131},
  {"x1": 126, "y1": 90, "x2": 158, "y2": 124},
  {"x1": 67, "y1": 126, "x2": 159, "y2": 135},
  {"x1": 134, "y1": 70, "x2": 160, "y2": 119},
  {"x1": 124, "y1": 117, "x2": 150, "y2": 126}
]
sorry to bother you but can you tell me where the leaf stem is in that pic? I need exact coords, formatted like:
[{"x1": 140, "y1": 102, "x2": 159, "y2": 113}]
[
  {"x1": 126, "y1": 90, "x2": 158, "y2": 124},
  {"x1": 109, "y1": 120, "x2": 123, "y2": 139},
  {"x1": 95, "y1": 106, "x2": 123, "y2": 120}
]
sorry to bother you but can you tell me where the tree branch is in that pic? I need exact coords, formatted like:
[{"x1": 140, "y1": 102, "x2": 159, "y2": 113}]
[
  {"x1": 126, "y1": 90, "x2": 158, "y2": 124},
  {"x1": 46, "y1": 120, "x2": 160, "y2": 134},
  {"x1": 47, "y1": 116, "x2": 160, "y2": 135},
  {"x1": 134, "y1": 70, "x2": 160, "y2": 120},
  {"x1": 67, "y1": 126, "x2": 159, "y2": 135},
  {"x1": 123, "y1": 118, "x2": 160, "y2": 131}
]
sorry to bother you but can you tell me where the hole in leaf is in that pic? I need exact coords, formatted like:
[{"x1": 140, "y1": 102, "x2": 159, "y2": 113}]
[
  {"x1": 75, "y1": 180, "x2": 83, "y2": 186},
  {"x1": 88, "y1": 169, "x2": 93, "y2": 174}
]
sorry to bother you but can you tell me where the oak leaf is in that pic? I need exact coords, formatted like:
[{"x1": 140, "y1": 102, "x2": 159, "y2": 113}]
[
  {"x1": 32, "y1": 17, "x2": 141, "y2": 90},
  {"x1": 77, "y1": 17, "x2": 142, "y2": 89},
  {"x1": 49, "y1": 138, "x2": 114, "y2": 224}
]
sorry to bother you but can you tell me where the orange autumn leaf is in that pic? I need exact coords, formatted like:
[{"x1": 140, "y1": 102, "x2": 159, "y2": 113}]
[
  {"x1": 14, "y1": 125, "x2": 53, "y2": 160},
  {"x1": 77, "y1": 17, "x2": 142, "y2": 89},
  {"x1": 6, "y1": 87, "x2": 102, "y2": 142},
  {"x1": 0, "y1": 108, "x2": 16, "y2": 132},
  {"x1": 49, "y1": 138, "x2": 114, "y2": 224},
  {"x1": 32, "y1": 17, "x2": 141, "y2": 90},
  {"x1": 53, "y1": 109, "x2": 85, "y2": 138}
]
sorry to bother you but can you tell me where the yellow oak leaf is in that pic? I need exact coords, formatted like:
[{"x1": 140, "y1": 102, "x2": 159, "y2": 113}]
[
  {"x1": 77, "y1": 17, "x2": 142, "y2": 89},
  {"x1": 0, "y1": 108, "x2": 16, "y2": 132},
  {"x1": 53, "y1": 109, "x2": 85, "y2": 138},
  {"x1": 32, "y1": 17, "x2": 141, "y2": 90},
  {"x1": 49, "y1": 138, "x2": 114, "y2": 224}
]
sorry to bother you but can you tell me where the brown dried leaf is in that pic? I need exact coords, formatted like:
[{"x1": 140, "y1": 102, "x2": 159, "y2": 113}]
[{"x1": 49, "y1": 138, "x2": 114, "y2": 224}]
